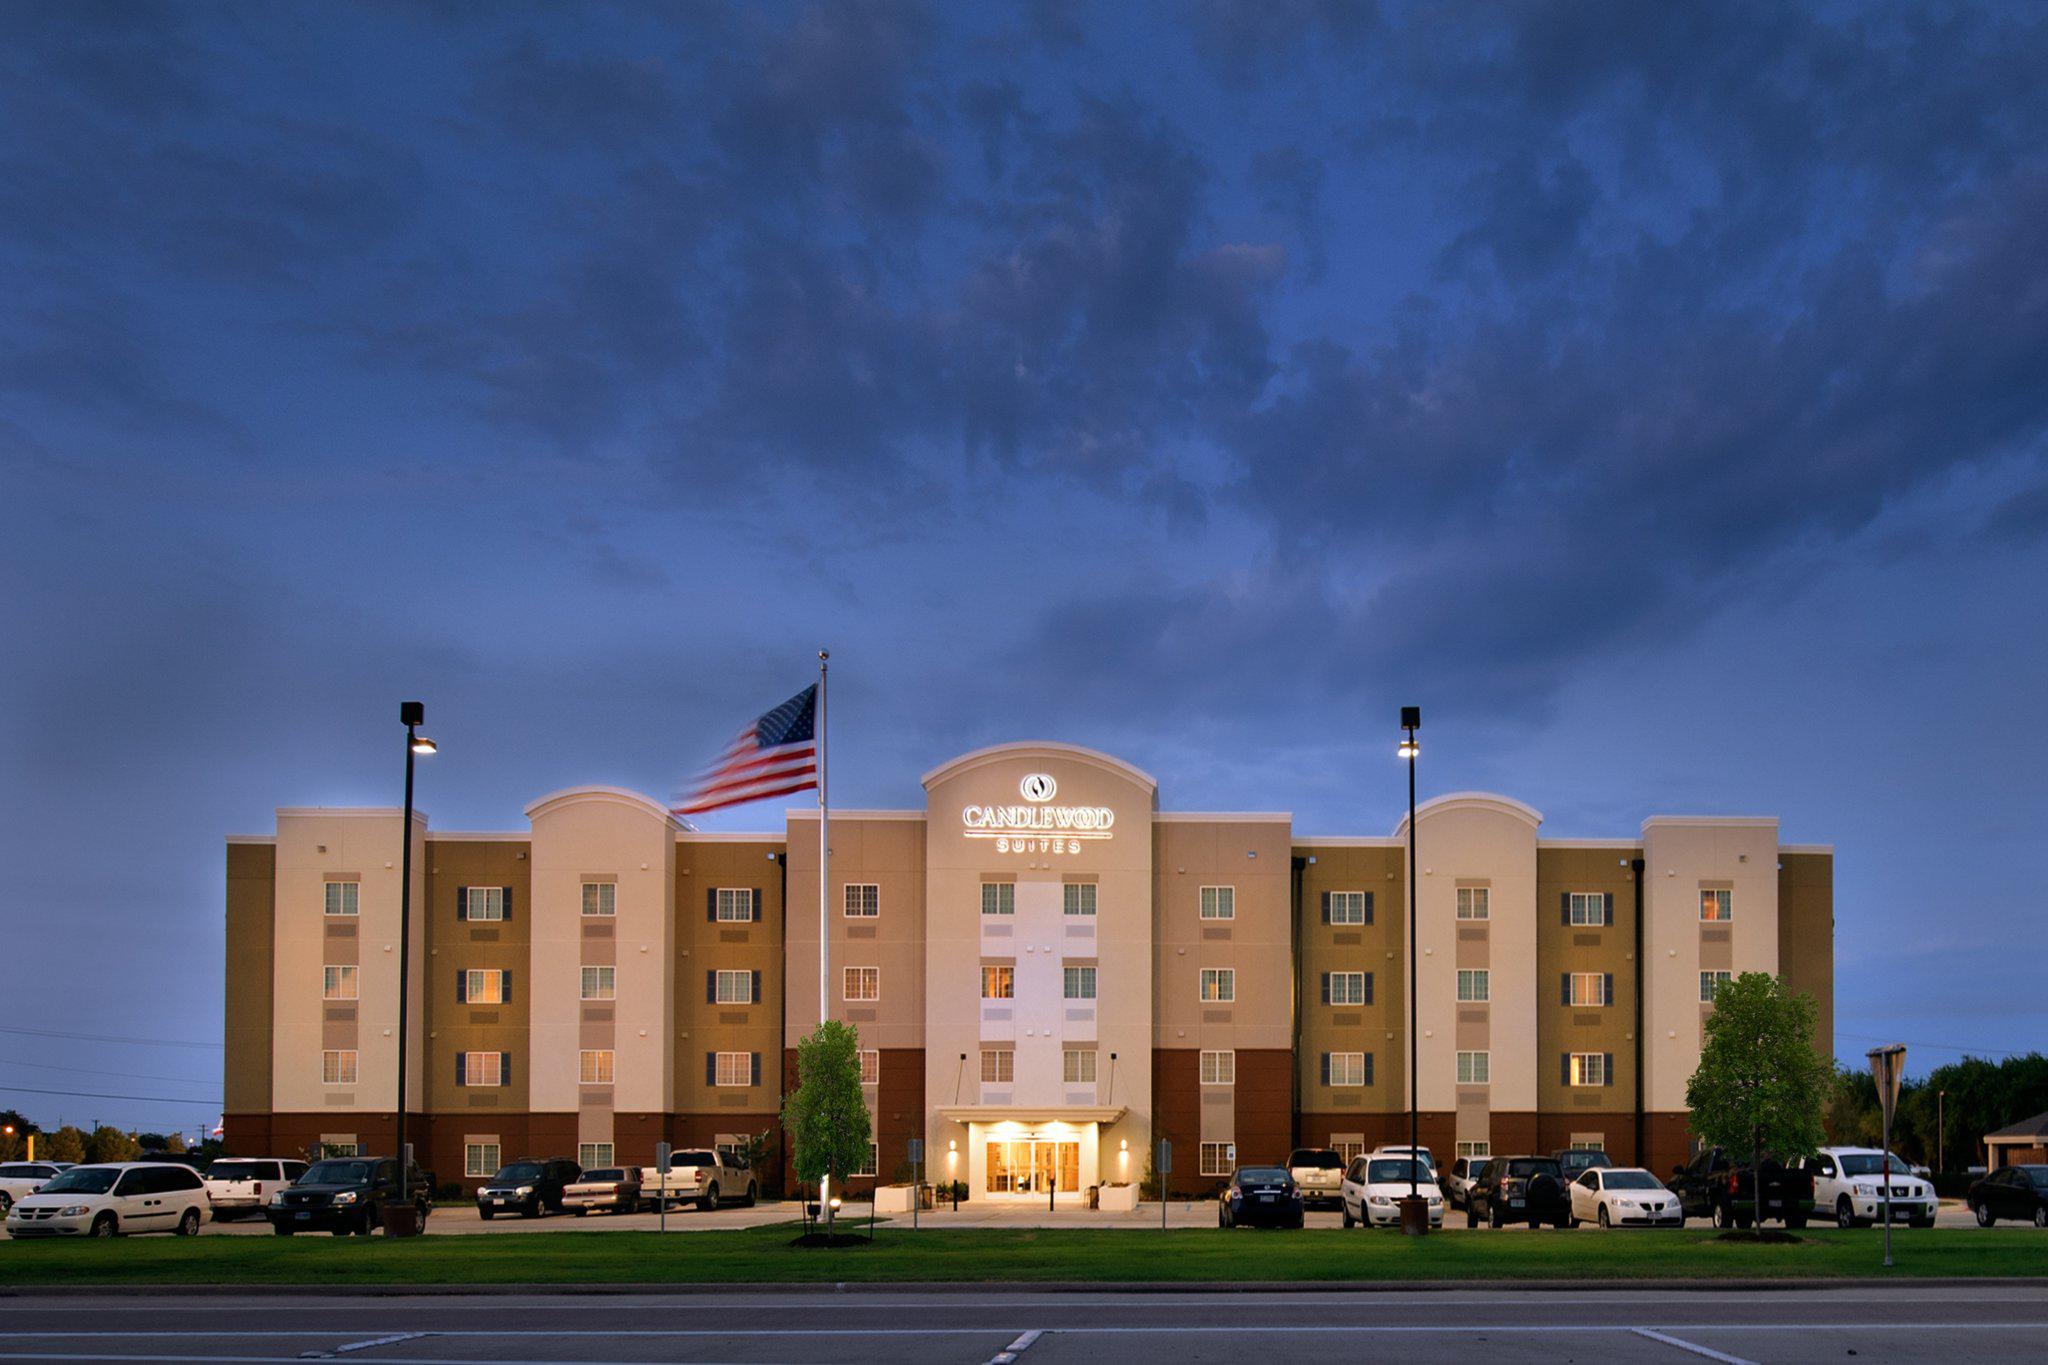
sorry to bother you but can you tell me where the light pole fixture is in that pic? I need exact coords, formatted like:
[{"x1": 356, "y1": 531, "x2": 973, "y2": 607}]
[
  {"x1": 1397, "y1": 705, "x2": 1426, "y2": 1237},
  {"x1": 393, "y1": 700, "x2": 434, "y2": 1236}
]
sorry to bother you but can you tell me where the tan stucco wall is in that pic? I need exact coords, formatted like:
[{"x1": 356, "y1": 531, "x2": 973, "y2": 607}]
[
  {"x1": 1535, "y1": 846, "x2": 1639, "y2": 1114},
  {"x1": 224, "y1": 842, "x2": 276, "y2": 1115},
  {"x1": 1778, "y1": 851, "x2": 1834, "y2": 1058},
  {"x1": 423, "y1": 839, "x2": 530, "y2": 1112},
  {"x1": 1294, "y1": 842, "x2": 1403, "y2": 1116},
  {"x1": 675, "y1": 836, "x2": 787, "y2": 1118}
]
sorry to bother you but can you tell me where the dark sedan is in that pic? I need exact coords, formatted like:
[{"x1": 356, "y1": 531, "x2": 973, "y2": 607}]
[
  {"x1": 1218, "y1": 1166, "x2": 1306, "y2": 1228},
  {"x1": 1969, "y1": 1165, "x2": 2048, "y2": 1227}
]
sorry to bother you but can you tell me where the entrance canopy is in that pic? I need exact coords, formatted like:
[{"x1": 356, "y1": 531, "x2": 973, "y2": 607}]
[{"x1": 935, "y1": 1105, "x2": 1126, "y2": 1125}]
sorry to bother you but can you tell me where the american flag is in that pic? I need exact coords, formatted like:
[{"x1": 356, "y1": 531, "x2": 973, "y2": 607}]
[{"x1": 672, "y1": 684, "x2": 819, "y2": 814}]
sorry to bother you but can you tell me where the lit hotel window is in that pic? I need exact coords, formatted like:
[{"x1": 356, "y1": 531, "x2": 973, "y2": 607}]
[
  {"x1": 580, "y1": 1049, "x2": 615, "y2": 1085},
  {"x1": 981, "y1": 964, "x2": 1015, "y2": 999},
  {"x1": 322, "y1": 965, "x2": 358, "y2": 1001},
  {"x1": 1568, "y1": 1052, "x2": 1611, "y2": 1087},
  {"x1": 321, "y1": 1050, "x2": 357, "y2": 1085},
  {"x1": 1700, "y1": 889, "x2": 1733, "y2": 922},
  {"x1": 1567, "y1": 972, "x2": 1611, "y2": 1007},
  {"x1": 1199, "y1": 968, "x2": 1235, "y2": 1003}
]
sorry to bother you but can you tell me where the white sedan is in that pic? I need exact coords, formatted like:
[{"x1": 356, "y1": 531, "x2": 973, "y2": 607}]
[
  {"x1": 1568, "y1": 1166, "x2": 1683, "y2": 1228},
  {"x1": 1341, "y1": 1155, "x2": 1444, "y2": 1228}
]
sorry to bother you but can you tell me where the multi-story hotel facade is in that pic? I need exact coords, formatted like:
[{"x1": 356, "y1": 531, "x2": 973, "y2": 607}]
[{"x1": 223, "y1": 741, "x2": 1834, "y2": 1199}]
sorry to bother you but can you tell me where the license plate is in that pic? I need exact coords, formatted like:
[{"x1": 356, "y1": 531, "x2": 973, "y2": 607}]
[
  {"x1": 1509, "y1": 1198, "x2": 1524, "y2": 1207},
  {"x1": 1256, "y1": 1194, "x2": 1273, "y2": 1202},
  {"x1": 295, "y1": 1211, "x2": 310, "y2": 1221}
]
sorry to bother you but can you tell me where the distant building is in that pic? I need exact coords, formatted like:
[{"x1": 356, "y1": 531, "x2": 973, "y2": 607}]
[
  {"x1": 222, "y1": 741, "x2": 1833, "y2": 1197},
  {"x1": 1984, "y1": 1111, "x2": 2048, "y2": 1166}
]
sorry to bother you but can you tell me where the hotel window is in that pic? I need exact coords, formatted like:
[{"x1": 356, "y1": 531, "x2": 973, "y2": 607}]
[
  {"x1": 1199, "y1": 968, "x2": 1235, "y2": 1003},
  {"x1": 323, "y1": 882, "x2": 358, "y2": 916},
  {"x1": 1457, "y1": 1050, "x2": 1490, "y2": 1085},
  {"x1": 580, "y1": 965, "x2": 616, "y2": 1001},
  {"x1": 981, "y1": 964, "x2": 1015, "y2": 999},
  {"x1": 1063, "y1": 965, "x2": 1097, "y2": 1000},
  {"x1": 1567, "y1": 1052, "x2": 1612, "y2": 1087},
  {"x1": 459, "y1": 1052, "x2": 507, "y2": 1087},
  {"x1": 980, "y1": 1048, "x2": 1014, "y2": 1084},
  {"x1": 580, "y1": 1049, "x2": 615, "y2": 1085},
  {"x1": 579, "y1": 1143, "x2": 613, "y2": 1170},
  {"x1": 581, "y1": 883, "x2": 615, "y2": 917},
  {"x1": 462, "y1": 886, "x2": 506, "y2": 922},
  {"x1": 1199, "y1": 886, "x2": 1235, "y2": 920},
  {"x1": 1456, "y1": 968, "x2": 1490, "y2": 1003},
  {"x1": 322, "y1": 965, "x2": 358, "y2": 1001},
  {"x1": 464, "y1": 1143, "x2": 500, "y2": 1178},
  {"x1": 1063, "y1": 1049, "x2": 1097, "y2": 1084},
  {"x1": 1323, "y1": 971, "x2": 1369, "y2": 1006},
  {"x1": 714, "y1": 969, "x2": 755, "y2": 1004},
  {"x1": 320, "y1": 1139, "x2": 362, "y2": 1158},
  {"x1": 460, "y1": 968, "x2": 506, "y2": 1004},
  {"x1": 859, "y1": 1049, "x2": 880, "y2": 1085},
  {"x1": 854, "y1": 1143, "x2": 878, "y2": 1178},
  {"x1": 1570, "y1": 1138, "x2": 1605, "y2": 1152},
  {"x1": 1700, "y1": 970, "x2": 1732, "y2": 1002},
  {"x1": 1063, "y1": 883, "x2": 1097, "y2": 916},
  {"x1": 1326, "y1": 890, "x2": 1369, "y2": 924},
  {"x1": 321, "y1": 1050, "x2": 357, "y2": 1085},
  {"x1": 844, "y1": 966, "x2": 879, "y2": 1001},
  {"x1": 1456, "y1": 886, "x2": 1489, "y2": 920},
  {"x1": 1333, "y1": 1138, "x2": 1367, "y2": 1165},
  {"x1": 1566, "y1": 972, "x2": 1613, "y2": 1007},
  {"x1": 715, "y1": 888, "x2": 756, "y2": 922},
  {"x1": 1700, "y1": 888, "x2": 1732, "y2": 922},
  {"x1": 713, "y1": 1051, "x2": 756, "y2": 1087},
  {"x1": 1324, "y1": 1052, "x2": 1368, "y2": 1087},
  {"x1": 1200, "y1": 1049, "x2": 1235, "y2": 1085},
  {"x1": 1200, "y1": 1141, "x2": 1236, "y2": 1176},
  {"x1": 1568, "y1": 891, "x2": 1609, "y2": 926},
  {"x1": 1456, "y1": 1140, "x2": 1491, "y2": 1160},
  {"x1": 844, "y1": 883, "x2": 879, "y2": 918},
  {"x1": 981, "y1": 882, "x2": 1015, "y2": 916}
]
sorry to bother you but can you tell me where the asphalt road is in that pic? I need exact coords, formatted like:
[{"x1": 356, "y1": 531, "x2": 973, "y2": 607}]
[{"x1": 0, "y1": 1284, "x2": 2044, "y2": 1364}]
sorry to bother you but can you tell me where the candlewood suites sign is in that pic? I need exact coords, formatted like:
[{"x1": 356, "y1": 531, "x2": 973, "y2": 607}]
[{"x1": 962, "y1": 773, "x2": 1114, "y2": 855}]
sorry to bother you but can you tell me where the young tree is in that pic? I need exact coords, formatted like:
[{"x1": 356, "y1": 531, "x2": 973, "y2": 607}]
[
  {"x1": 780, "y1": 1021, "x2": 872, "y2": 1233},
  {"x1": 85, "y1": 1125, "x2": 141, "y2": 1165},
  {"x1": 43, "y1": 1126, "x2": 87, "y2": 1164},
  {"x1": 1686, "y1": 972, "x2": 1832, "y2": 1225}
]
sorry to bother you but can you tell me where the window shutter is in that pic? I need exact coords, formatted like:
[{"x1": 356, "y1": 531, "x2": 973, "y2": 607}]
[
  {"x1": 1561, "y1": 974, "x2": 1571, "y2": 1007},
  {"x1": 501, "y1": 887, "x2": 513, "y2": 920},
  {"x1": 750, "y1": 888, "x2": 762, "y2": 922},
  {"x1": 1560, "y1": 1054, "x2": 1570, "y2": 1087},
  {"x1": 1320, "y1": 891, "x2": 1330, "y2": 924},
  {"x1": 1319, "y1": 972, "x2": 1330, "y2": 1006},
  {"x1": 750, "y1": 1052, "x2": 761, "y2": 1086},
  {"x1": 1364, "y1": 1053, "x2": 1374, "y2": 1085},
  {"x1": 457, "y1": 887, "x2": 470, "y2": 921},
  {"x1": 707, "y1": 971, "x2": 716, "y2": 1004},
  {"x1": 1600, "y1": 891, "x2": 1612, "y2": 925},
  {"x1": 456, "y1": 971, "x2": 468, "y2": 1003},
  {"x1": 501, "y1": 1053, "x2": 512, "y2": 1089},
  {"x1": 1363, "y1": 972, "x2": 1373, "y2": 1005},
  {"x1": 1560, "y1": 891, "x2": 1570, "y2": 925},
  {"x1": 707, "y1": 888, "x2": 717, "y2": 922},
  {"x1": 1362, "y1": 891, "x2": 1373, "y2": 924},
  {"x1": 455, "y1": 1052, "x2": 467, "y2": 1087},
  {"x1": 750, "y1": 970, "x2": 760, "y2": 1003},
  {"x1": 1319, "y1": 1053, "x2": 1330, "y2": 1086},
  {"x1": 1603, "y1": 973, "x2": 1614, "y2": 1006},
  {"x1": 705, "y1": 1053, "x2": 716, "y2": 1087},
  {"x1": 502, "y1": 970, "x2": 513, "y2": 1004},
  {"x1": 1604, "y1": 1053, "x2": 1615, "y2": 1087}
]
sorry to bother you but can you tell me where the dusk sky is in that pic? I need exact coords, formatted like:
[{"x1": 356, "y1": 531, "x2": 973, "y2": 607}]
[{"x1": 4, "y1": 1, "x2": 2046, "y2": 1135}]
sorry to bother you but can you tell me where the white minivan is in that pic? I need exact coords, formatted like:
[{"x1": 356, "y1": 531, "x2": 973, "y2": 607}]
[
  {"x1": 4, "y1": 1162, "x2": 209, "y2": 1238},
  {"x1": 0, "y1": 1162, "x2": 65, "y2": 1216}
]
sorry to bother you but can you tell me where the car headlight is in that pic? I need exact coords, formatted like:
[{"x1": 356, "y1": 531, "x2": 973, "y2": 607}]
[
  {"x1": 516, "y1": 1185, "x2": 534, "y2": 1195},
  {"x1": 1369, "y1": 1195, "x2": 1392, "y2": 1206},
  {"x1": 333, "y1": 1191, "x2": 358, "y2": 1205},
  {"x1": 270, "y1": 1193, "x2": 287, "y2": 1206},
  {"x1": 59, "y1": 1205, "x2": 91, "y2": 1217}
]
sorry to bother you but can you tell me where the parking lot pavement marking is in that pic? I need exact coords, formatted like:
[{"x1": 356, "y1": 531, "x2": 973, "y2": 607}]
[
  {"x1": 298, "y1": 1332, "x2": 427, "y2": 1359},
  {"x1": 1630, "y1": 1328, "x2": 1757, "y2": 1364},
  {"x1": 986, "y1": 1327, "x2": 1043, "y2": 1364}
]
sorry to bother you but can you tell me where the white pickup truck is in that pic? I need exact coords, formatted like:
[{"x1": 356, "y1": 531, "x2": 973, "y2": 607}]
[{"x1": 642, "y1": 1149, "x2": 758, "y2": 1211}]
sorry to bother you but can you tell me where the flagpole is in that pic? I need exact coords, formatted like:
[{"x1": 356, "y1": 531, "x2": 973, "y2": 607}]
[{"x1": 817, "y1": 648, "x2": 830, "y2": 1226}]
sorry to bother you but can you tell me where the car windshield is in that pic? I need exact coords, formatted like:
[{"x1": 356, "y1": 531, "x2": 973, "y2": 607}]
[
  {"x1": 303, "y1": 1160, "x2": 375, "y2": 1184},
  {"x1": 1565, "y1": 1152, "x2": 1611, "y2": 1167},
  {"x1": 2024, "y1": 1169, "x2": 2048, "y2": 1188},
  {"x1": 670, "y1": 1152, "x2": 718, "y2": 1167},
  {"x1": 582, "y1": 1169, "x2": 626, "y2": 1182},
  {"x1": 493, "y1": 1163, "x2": 545, "y2": 1182},
  {"x1": 1506, "y1": 1159, "x2": 1562, "y2": 1178},
  {"x1": 1290, "y1": 1150, "x2": 1341, "y2": 1169},
  {"x1": 1605, "y1": 1171, "x2": 1661, "y2": 1190},
  {"x1": 37, "y1": 1167, "x2": 120, "y2": 1195},
  {"x1": 207, "y1": 1162, "x2": 268, "y2": 1180},
  {"x1": 1838, "y1": 1154, "x2": 1912, "y2": 1177},
  {"x1": 1368, "y1": 1159, "x2": 1428, "y2": 1184}
]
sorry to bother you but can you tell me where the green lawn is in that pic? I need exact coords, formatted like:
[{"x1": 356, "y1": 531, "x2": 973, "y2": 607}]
[{"x1": 1, "y1": 1225, "x2": 2042, "y2": 1287}]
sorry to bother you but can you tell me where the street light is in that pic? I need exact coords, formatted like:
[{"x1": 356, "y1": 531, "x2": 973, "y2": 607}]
[
  {"x1": 1397, "y1": 705, "x2": 1426, "y2": 1237},
  {"x1": 393, "y1": 701, "x2": 434, "y2": 1236}
]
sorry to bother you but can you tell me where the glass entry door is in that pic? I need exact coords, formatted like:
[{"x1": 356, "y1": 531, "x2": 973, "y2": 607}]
[{"x1": 986, "y1": 1140, "x2": 1080, "y2": 1197}]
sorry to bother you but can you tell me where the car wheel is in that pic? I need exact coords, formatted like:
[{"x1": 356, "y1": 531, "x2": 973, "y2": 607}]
[
  {"x1": 746, "y1": 1182, "x2": 758, "y2": 1208},
  {"x1": 1836, "y1": 1196, "x2": 1857, "y2": 1229},
  {"x1": 273, "y1": 1224, "x2": 294, "y2": 1236},
  {"x1": 89, "y1": 1213, "x2": 118, "y2": 1238},
  {"x1": 522, "y1": 1199, "x2": 539, "y2": 1219},
  {"x1": 1787, "y1": 1211, "x2": 1808, "y2": 1229},
  {"x1": 574, "y1": 1207, "x2": 588, "y2": 1216},
  {"x1": 1711, "y1": 1200, "x2": 1731, "y2": 1230},
  {"x1": 1597, "y1": 1205, "x2": 1610, "y2": 1229},
  {"x1": 1341, "y1": 1204, "x2": 1354, "y2": 1228},
  {"x1": 0, "y1": 1192, "x2": 11, "y2": 1215},
  {"x1": 704, "y1": 1184, "x2": 721, "y2": 1212},
  {"x1": 1974, "y1": 1201, "x2": 1994, "y2": 1227},
  {"x1": 1488, "y1": 1200, "x2": 1504, "y2": 1229},
  {"x1": 2034, "y1": 1206, "x2": 2048, "y2": 1230},
  {"x1": 175, "y1": 1207, "x2": 201, "y2": 1237},
  {"x1": 479, "y1": 1208, "x2": 495, "y2": 1220}
]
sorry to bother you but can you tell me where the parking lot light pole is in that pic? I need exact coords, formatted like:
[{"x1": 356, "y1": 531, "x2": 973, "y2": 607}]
[
  {"x1": 394, "y1": 702, "x2": 435, "y2": 1235},
  {"x1": 1397, "y1": 706, "x2": 1427, "y2": 1237}
]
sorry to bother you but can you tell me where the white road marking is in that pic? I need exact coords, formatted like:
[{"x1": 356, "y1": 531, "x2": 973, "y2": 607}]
[
  {"x1": 298, "y1": 1331, "x2": 427, "y2": 1359},
  {"x1": 1632, "y1": 1326, "x2": 1758, "y2": 1364},
  {"x1": 987, "y1": 1326, "x2": 1044, "y2": 1363}
]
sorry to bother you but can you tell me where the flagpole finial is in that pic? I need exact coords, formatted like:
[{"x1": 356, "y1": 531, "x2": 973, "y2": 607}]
[{"x1": 819, "y1": 648, "x2": 829, "y2": 660}]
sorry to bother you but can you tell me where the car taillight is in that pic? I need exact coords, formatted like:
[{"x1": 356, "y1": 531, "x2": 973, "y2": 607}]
[{"x1": 1727, "y1": 1173, "x2": 1739, "y2": 1193}]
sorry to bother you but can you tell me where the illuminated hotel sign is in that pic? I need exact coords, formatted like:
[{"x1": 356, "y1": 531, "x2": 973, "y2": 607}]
[{"x1": 963, "y1": 773, "x2": 1114, "y2": 855}]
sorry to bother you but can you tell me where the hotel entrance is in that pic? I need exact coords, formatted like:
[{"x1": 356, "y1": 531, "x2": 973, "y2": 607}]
[
  {"x1": 940, "y1": 1107, "x2": 1125, "y2": 1205},
  {"x1": 986, "y1": 1139, "x2": 1080, "y2": 1197}
]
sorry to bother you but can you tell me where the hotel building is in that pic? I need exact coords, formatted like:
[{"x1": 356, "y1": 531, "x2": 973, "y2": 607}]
[{"x1": 222, "y1": 742, "x2": 1833, "y2": 1199}]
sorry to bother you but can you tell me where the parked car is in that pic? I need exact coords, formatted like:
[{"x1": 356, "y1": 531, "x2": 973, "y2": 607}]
[
  {"x1": 0, "y1": 1161, "x2": 65, "y2": 1217},
  {"x1": 643, "y1": 1148, "x2": 757, "y2": 1211},
  {"x1": 1218, "y1": 1165, "x2": 1305, "y2": 1228},
  {"x1": 1554, "y1": 1149, "x2": 1614, "y2": 1181},
  {"x1": 1441, "y1": 1156, "x2": 1484, "y2": 1211},
  {"x1": 1792, "y1": 1147, "x2": 1936, "y2": 1229},
  {"x1": 1466, "y1": 1155, "x2": 1570, "y2": 1228},
  {"x1": 1668, "y1": 1147, "x2": 1813, "y2": 1228},
  {"x1": 1372, "y1": 1143, "x2": 1436, "y2": 1170},
  {"x1": 267, "y1": 1156, "x2": 430, "y2": 1236},
  {"x1": 1967, "y1": 1165, "x2": 2048, "y2": 1227},
  {"x1": 1568, "y1": 1166, "x2": 1682, "y2": 1228},
  {"x1": 564, "y1": 1166, "x2": 644, "y2": 1215},
  {"x1": 4, "y1": 1162, "x2": 208, "y2": 1238},
  {"x1": 1341, "y1": 1154, "x2": 1444, "y2": 1228},
  {"x1": 477, "y1": 1158, "x2": 581, "y2": 1219},
  {"x1": 1287, "y1": 1148, "x2": 1345, "y2": 1208},
  {"x1": 202, "y1": 1157, "x2": 308, "y2": 1222}
]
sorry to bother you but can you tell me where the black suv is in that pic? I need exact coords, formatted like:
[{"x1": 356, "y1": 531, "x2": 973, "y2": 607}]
[
  {"x1": 267, "y1": 1157, "x2": 431, "y2": 1236},
  {"x1": 477, "y1": 1157, "x2": 582, "y2": 1219},
  {"x1": 1466, "y1": 1155, "x2": 1571, "y2": 1228}
]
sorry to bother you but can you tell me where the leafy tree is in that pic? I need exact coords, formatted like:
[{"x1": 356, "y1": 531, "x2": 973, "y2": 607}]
[
  {"x1": 1686, "y1": 972, "x2": 1832, "y2": 1225},
  {"x1": 780, "y1": 1021, "x2": 871, "y2": 1233},
  {"x1": 43, "y1": 1126, "x2": 87, "y2": 1164},
  {"x1": 85, "y1": 1125, "x2": 141, "y2": 1164}
]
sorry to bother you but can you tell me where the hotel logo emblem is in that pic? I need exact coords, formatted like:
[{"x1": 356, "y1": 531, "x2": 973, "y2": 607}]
[{"x1": 1020, "y1": 773, "x2": 1057, "y2": 802}]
